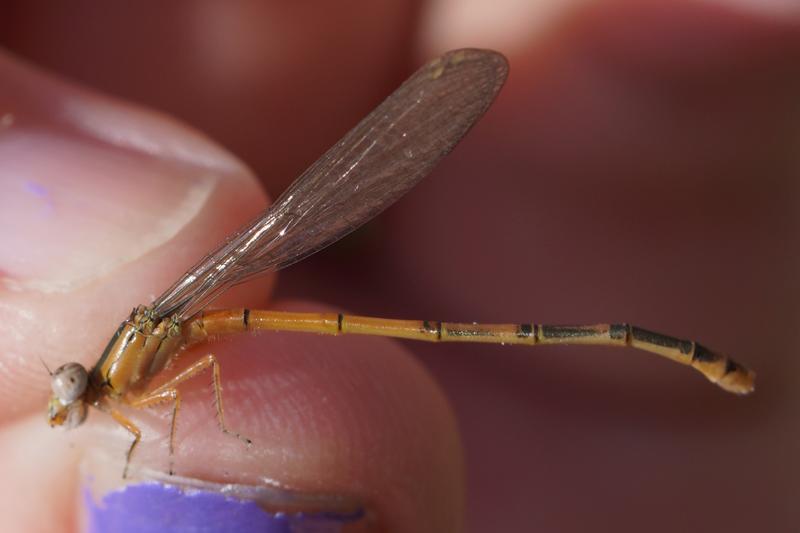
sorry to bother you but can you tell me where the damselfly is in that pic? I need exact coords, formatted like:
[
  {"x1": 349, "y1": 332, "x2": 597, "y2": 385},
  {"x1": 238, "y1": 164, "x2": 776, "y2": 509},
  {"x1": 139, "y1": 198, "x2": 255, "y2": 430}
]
[{"x1": 45, "y1": 49, "x2": 755, "y2": 477}]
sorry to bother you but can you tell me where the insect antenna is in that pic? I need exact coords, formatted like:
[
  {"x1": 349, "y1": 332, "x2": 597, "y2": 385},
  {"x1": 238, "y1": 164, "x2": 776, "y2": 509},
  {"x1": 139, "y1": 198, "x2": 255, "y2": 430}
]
[{"x1": 40, "y1": 357, "x2": 53, "y2": 376}]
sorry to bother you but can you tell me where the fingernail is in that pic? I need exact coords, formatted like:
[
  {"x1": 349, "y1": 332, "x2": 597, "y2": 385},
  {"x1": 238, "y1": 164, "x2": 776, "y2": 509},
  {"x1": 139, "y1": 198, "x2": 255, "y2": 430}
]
[
  {"x1": 83, "y1": 473, "x2": 374, "y2": 533},
  {"x1": 0, "y1": 51, "x2": 252, "y2": 294}
]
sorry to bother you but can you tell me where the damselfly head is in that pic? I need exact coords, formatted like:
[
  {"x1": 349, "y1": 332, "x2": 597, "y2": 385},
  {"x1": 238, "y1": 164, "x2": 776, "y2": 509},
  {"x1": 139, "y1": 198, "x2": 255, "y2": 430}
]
[{"x1": 47, "y1": 362, "x2": 89, "y2": 429}]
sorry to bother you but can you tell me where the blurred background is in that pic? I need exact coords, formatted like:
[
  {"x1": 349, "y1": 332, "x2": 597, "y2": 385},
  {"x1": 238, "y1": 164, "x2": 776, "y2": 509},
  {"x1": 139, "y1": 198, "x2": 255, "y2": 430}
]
[{"x1": 2, "y1": 1, "x2": 798, "y2": 531}]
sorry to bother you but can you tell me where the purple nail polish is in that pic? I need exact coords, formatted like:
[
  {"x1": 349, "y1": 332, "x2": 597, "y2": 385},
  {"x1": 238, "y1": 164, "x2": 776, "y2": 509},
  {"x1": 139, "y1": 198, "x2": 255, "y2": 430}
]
[{"x1": 84, "y1": 481, "x2": 367, "y2": 533}]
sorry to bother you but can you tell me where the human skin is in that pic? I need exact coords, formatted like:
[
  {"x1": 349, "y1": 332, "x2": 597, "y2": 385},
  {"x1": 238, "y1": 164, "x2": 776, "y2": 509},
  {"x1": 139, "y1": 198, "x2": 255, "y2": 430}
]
[{"x1": 1, "y1": 1, "x2": 799, "y2": 532}]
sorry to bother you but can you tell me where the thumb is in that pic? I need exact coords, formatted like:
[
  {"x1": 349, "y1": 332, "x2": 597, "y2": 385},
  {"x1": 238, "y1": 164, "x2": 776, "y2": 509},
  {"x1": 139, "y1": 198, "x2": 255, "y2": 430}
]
[{"x1": 0, "y1": 51, "x2": 464, "y2": 532}]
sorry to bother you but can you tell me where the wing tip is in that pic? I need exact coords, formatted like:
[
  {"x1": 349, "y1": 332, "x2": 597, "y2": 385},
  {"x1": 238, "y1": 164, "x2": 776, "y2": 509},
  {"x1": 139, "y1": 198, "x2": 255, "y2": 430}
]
[{"x1": 437, "y1": 48, "x2": 509, "y2": 89}]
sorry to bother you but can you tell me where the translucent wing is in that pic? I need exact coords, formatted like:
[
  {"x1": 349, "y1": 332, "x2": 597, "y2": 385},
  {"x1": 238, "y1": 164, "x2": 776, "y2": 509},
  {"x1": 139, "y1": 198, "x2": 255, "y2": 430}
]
[{"x1": 152, "y1": 49, "x2": 508, "y2": 319}]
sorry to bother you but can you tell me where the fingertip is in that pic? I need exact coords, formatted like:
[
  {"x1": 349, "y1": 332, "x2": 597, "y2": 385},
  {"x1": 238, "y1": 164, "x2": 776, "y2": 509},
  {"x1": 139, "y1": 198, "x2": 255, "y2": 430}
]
[
  {"x1": 0, "y1": 415, "x2": 79, "y2": 533},
  {"x1": 0, "y1": 50, "x2": 272, "y2": 421},
  {"x1": 92, "y1": 300, "x2": 465, "y2": 532}
]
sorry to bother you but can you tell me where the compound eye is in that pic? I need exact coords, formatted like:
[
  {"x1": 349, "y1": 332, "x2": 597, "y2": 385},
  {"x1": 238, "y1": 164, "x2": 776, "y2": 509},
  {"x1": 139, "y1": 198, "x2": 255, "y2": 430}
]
[
  {"x1": 51, "y1": 363, "x2": 88, "y2": 403},
  {"x1": 64, "y1": 402, "x2": 88, "y2": 429}
]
